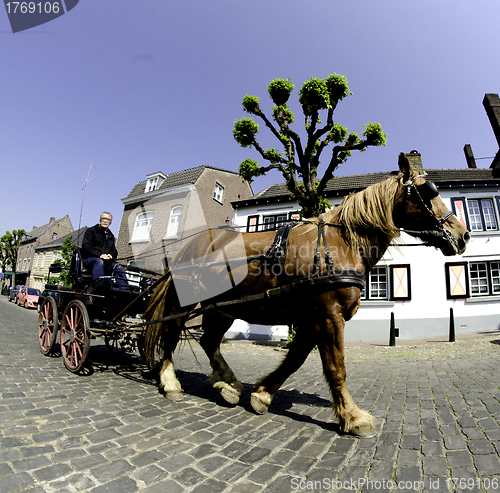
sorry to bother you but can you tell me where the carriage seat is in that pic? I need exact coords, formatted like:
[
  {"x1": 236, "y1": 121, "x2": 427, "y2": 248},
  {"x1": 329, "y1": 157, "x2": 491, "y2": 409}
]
[{"x1": 70, "y1": 247, "x2": 94, "y2": 284}]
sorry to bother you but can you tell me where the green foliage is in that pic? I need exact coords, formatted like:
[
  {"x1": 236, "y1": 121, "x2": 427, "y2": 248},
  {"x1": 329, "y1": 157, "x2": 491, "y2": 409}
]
[
  {"x1": 233, "y1": 118, "x2": 259, "y2": 148},
  {"x1": 234, "y1": 72, "x2": 386, "y2": 218},
  {"x1": 238, "y1": 158, "x2": 263, "y2": 184},
  {"x1": 242, "y1": 95, "x2": 261, "y2": 115},
  {"x1": 272, "y1": 104, "x2": 295, "y2": 126},
  {"x1": 299, "y1": 78, "x2": 330, "y2": 114},
  {"x1": 326, "y1": 73, "x2": 352, "y2": 104},
  {"x1": 265, "y1": 148, "x2": 284, "y2": 164},
  {"x1": 0, "y1": 229, "x2": 25, "y2": 271},
  {"x1": 46, "y1": 235, "x2": 76, "y2": 287},
  {"x1": 328, "y1": 123, "x2": 349, "y2": 143},
  {"x1": 363, "y1": 122, "x2": 387, "y2": 147},
  {"x1": 268, "y1": 78, "x2": 294, "y2": 106}
]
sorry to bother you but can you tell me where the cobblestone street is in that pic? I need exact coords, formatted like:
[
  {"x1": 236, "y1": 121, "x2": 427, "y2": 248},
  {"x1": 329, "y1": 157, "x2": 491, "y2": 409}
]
[{"x1": 1, "y1": 295, "x2": 500, "y2": 492}]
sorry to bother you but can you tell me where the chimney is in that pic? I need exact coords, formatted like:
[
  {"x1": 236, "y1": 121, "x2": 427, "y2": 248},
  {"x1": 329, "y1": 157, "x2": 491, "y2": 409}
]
[
  {"x1": 49, "y1": 217, "x2": 56, "y2": 223},
  {"x1": 405, "y1": 150, "x2": 423, "y2": 173},
  {"x1": 483, "y1": 93, "x2": 500, "y2": 148},
  {"x1": 463, "y1": 144, "x2": 477, "y2": 168}
]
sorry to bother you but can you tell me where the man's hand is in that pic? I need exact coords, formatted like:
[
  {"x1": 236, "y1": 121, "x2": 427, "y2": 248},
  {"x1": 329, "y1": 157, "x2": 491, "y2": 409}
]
[{"x1": 100, "y1": 254, "x2": 113, "y2": 260}]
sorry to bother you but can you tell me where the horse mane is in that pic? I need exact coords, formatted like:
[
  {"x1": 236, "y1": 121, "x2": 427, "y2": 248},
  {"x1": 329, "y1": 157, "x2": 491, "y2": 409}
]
[{"x1": 322, "y1": 172, "x2": 403, "y2": 262}]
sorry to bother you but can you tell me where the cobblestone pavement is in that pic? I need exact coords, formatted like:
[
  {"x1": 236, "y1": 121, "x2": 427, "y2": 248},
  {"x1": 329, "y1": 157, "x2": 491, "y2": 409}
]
[{"x1": 1, "y1": 295, "x2": 500, "y2": 493}]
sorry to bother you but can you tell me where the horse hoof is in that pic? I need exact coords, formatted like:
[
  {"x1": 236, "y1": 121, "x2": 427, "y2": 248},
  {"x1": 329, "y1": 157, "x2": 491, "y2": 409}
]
[
  {"x1": 350, "y1": 423, "x2": 377, "y2": 438},
  {"x1": 165, "y1": 391, "x2": 183, "y2": 402},
  {"x1": 250, "y1": 392, "x2": 271, "y2": 415},
  {"x1": 214, "y1": 382, "x2": 240, "y2": 405}
]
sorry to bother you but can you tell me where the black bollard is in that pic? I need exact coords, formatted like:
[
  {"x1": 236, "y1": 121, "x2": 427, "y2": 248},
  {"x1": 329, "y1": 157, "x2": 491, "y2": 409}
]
[
  {"x1": 389, "y1": 312, "x2": 396, "y2": 347},
  {"x1": 449, "y1": 307, "x2": 456, "y2": 342}
]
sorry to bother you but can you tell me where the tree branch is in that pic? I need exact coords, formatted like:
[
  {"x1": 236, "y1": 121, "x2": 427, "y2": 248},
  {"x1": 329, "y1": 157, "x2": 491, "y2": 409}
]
[{"x1": 316, "y1": 140, "x2": 370, "y2": 195}]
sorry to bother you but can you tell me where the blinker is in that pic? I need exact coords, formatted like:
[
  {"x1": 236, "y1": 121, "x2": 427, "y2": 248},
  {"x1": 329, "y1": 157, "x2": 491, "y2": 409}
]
[{"x1": 415, "y1": 180, "x2": 439, "y2": 202}]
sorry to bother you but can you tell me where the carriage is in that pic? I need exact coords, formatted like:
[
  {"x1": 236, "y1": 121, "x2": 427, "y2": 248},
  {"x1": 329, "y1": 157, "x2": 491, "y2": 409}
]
[
  {"x1": 37, "y1": 247, "x2": 162, "y2": 373},
  {"x1": 37, "y1": 154, "x2": 470, "y2": 437}
]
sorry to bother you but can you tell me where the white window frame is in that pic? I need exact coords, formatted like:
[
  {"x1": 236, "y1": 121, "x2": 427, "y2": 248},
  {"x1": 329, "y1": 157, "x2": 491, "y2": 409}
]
[
  {"x1": 367, "y1": 267, "x2": 388, "y2": 300},
  {"x1": 166, "y1": 206, "x2": 182, "y2": 238},
  {"x1": 132, "y1": 212, "x2": 154, "y2": 241},
  {"x1": 469, "y1": 261, "x2": 500, "y2": 296},
  {"x1": 466, "y1": 198, "x2": 498, "y2": 232},
  {"x1": 213, "y1": 183, "x2": 224, "y2": 203}
]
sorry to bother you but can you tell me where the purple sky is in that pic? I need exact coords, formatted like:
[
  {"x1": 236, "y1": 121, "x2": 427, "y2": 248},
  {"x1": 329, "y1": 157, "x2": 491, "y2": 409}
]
[{"x1": 1, "y1": 1, "x2": 500, "y2": 239}]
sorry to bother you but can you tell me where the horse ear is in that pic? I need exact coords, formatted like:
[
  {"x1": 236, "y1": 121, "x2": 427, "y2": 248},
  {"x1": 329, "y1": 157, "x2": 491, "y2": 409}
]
[{"x1": 398, "y1": 152, "x2": 411, "y2": 182}]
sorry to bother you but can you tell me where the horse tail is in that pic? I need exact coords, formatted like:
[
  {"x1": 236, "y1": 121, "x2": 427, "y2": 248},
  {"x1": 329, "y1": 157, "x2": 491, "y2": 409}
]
[{"x1": 143, "y1": 269, "x2": 174, "y2": 369}]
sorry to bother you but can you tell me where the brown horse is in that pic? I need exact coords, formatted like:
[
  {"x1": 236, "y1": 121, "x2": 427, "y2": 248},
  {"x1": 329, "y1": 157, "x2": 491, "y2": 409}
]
[{"x1": 143, "y1": 154, "x2": 469, "y2": 437}]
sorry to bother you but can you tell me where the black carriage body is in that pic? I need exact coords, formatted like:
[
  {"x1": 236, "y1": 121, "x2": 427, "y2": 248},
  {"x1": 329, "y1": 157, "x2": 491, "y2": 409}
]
[{"x1": 37, "y1": 248, "x2": 161, "y2": 372}]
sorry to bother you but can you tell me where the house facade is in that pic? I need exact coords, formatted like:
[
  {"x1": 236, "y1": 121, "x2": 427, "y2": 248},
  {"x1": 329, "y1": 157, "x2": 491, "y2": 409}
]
[
  {"x1": 16, "y1": 216, "x2": 73, "y2": 289},
  {"x1": 31, "y1": 227, "x2": 87, "y2": 291},
  {"x1": 230, "y1": 157, "x2": 500, "y2": 342},
  {"x1": 116, "y1": 166, "x2": 253, "y2": 274}
]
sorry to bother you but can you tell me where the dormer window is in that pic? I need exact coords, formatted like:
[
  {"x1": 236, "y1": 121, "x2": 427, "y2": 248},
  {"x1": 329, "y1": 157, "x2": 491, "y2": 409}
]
[
  {"x1": 213, "y1": 183, "x2": 224, "y2": 203},
  {"x1": 145, "y1": 172, "x2": 166, "y2": 193}
]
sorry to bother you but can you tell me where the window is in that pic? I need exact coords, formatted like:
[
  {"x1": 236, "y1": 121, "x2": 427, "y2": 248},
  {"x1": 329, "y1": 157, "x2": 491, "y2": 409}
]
[
  {"x1": 166, "y1": 206, "x2": 182, "y2": 237},
  {"x1": 41, "y1": 253, "x2": 45, "y2": 267},
  {"x1": 361, "y1": 266, "x2": 388, "y2": 300},
  {"x1": 133, "y1": 212, "x2": 154, "y2": 241},
  {"x1": 27, "y1": 258, "x2": 31, "y2": 271},
  {"x1": 145, "y1": 172, "x2": 166, "y2": 193},
  {"x1": 213, "y1": 183, "x2": 224, "y2": 203},
  {"x1": 53, "y1": 252, "x2": 57, "y2": 262},
  {"x1": 369, "y1": 267, "x2": 388, "y2": 299},
  {"x1": 263, "y1": 214, "x2": 288, "y2": 231},
  {"x1": 247, "y1": 215, "x2": 259, "y2": 232},
  {"x1": 452, "y1": 197, "x2": 499, "y2": 232},
  {"x1": 147, "y1": 176, "x2": 159, "y2": 192},
  {"x1": 52, "y1": 233, "x2": 57, "y2": 240},
  {"x1": 469, "y1": 261, "x2": 500, "y2": 296},
  {"x1": 390, "y1": 265, "x2": 412, "y2": 300},
  {"x1": 34, "y1": 254, "x2": 38, "y2": 267}
]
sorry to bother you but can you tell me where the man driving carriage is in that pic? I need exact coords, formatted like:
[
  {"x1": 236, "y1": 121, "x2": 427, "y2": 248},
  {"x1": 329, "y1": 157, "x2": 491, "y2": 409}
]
[{"x1": 82, "y1": 212, "x2": 129, "y2": 287}]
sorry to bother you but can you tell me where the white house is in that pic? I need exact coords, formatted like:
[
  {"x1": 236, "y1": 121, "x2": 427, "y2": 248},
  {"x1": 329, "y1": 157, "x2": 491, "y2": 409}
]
[{"x1": 228, "y1": 154, "x2": 500, "y2": 342}]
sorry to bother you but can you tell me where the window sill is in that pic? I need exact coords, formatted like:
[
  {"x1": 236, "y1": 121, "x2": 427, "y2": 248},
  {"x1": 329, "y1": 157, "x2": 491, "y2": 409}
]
[
  {"x1": 470, "y1": 230, "x2": 500, "y2": 236},
  {"x1": 163, "y1": 235, "x2": 178, "y2": 240},
  {"x1": 360, "y1": 300, "x2": 395, "y2": 307},
  {"x1": 213, "y1": 198, "x2": 223, "y2": 205},
  {"x1": 465, "y1": 295, "x2": 500, "y2": 303},
  {"x1": 129, "y1": 239, "x2": 150, "y2": 244}
]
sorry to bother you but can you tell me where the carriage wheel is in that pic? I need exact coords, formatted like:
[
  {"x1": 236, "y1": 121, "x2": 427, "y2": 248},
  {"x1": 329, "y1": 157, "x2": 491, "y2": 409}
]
[
  {"x1": 37, "y1": 296, "x2": 59, "y2": 355},
  {"x1": 60, "y1": 300, "x2": 91, "y2": 373}
]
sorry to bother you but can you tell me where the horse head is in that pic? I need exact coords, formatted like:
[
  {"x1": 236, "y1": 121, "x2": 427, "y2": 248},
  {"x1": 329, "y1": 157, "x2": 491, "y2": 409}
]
[{"x1": 394, "y1": 153, "x2": 470, "y2": 256}]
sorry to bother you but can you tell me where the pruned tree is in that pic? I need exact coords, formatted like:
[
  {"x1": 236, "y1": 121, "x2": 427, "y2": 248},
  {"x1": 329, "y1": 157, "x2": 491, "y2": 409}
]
[
  {"x1": 0, "y1": 229, "x2": 26, "y2": 286},
  {"x1": 233, "y1": 74, "x2": 387, "y2": 218}
]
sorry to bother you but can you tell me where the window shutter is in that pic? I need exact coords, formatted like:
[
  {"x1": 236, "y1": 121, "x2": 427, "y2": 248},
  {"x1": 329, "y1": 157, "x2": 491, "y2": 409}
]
[
  {"x1": 247, "y1": 215, "x2": 259, "y2": 232},
  {"x1": 445, "y1": 262, "x2": 469, "y2": 299},
  {"x1": 450, "y1": 197, "x2": 469, "y2": 230},
  {"x1": 390, "y1": 264, "x2": 411, "y2": 301}
]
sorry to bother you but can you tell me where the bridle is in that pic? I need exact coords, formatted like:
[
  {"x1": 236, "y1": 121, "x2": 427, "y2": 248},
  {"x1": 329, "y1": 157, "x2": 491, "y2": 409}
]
[{"x1": 401, "y1": 174, "x2": 455, "y2": 245}]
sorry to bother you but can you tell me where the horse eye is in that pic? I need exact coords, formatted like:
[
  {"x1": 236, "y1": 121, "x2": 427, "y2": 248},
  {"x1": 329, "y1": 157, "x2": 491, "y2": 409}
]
[{"x1": 416, "y1": 181, "x2": 439, "y2": 201}]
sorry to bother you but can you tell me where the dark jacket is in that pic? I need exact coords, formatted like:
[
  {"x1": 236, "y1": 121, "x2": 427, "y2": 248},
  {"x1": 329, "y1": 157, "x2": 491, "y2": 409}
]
[{"x1": 81, "y1": 224, "x2": 118, "y2": 260}]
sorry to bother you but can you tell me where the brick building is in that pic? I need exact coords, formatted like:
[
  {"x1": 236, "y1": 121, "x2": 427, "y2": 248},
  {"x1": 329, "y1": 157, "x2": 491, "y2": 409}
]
[
  {"x1": 16, "y1": 216, "x2": 73, "y2": 288},
  {"x1": 116, "y1": 166, "x2": 253, "y2": 273}
]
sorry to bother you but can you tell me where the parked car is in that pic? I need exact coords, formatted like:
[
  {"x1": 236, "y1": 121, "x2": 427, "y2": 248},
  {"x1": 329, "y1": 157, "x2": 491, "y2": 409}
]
[
  {"x1": 8, "y1": 285, "x2": 22, "y2": 302},
  {"x1": 17, "y1": 287, "x2": 41, "y2": 309}
]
